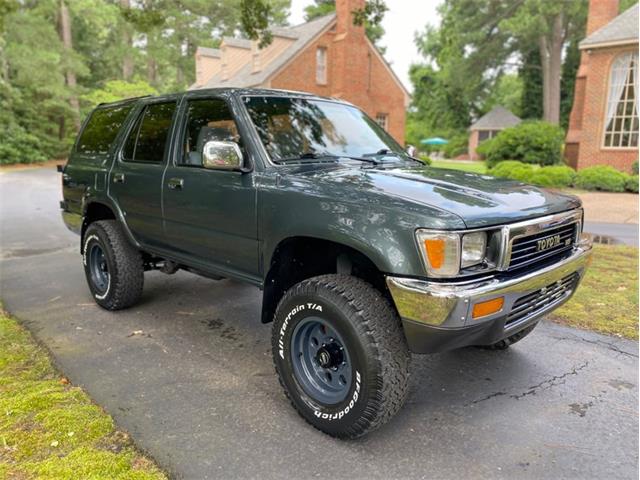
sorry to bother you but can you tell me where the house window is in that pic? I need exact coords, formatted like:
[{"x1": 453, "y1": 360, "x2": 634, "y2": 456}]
[
  {"x1": 478, "y1": 130, "x2": 500, "y2": 142},
  {"x1": 316, "y1": 47, "x2": 327, "y2": 85},
  {"x1": 604, "y1": 52, "x2": 638, "y2": 148},
  {"x1": 376, "y1": 113, "x2": 388, "y2": 130}
]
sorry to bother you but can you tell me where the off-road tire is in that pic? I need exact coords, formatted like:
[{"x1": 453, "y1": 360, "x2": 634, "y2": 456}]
[
  {"x1": 83, "y1": 220, "x2": 144, "y2": 310},
  {"x1": 479, "y1": 322, "x2": 538, "y2": 350},
  {"x1": 272, "y1": 274, "x2": 410, "y2": 439}
]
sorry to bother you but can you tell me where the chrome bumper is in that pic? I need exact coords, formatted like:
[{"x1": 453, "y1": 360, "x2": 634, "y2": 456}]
[{"x1": 386, "y1": 240, "x2": 593, "y2": 332}]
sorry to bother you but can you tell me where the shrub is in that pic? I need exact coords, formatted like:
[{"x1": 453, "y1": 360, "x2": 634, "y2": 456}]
[
  {"x1": 477, "y1": 121, "x2": 565, "y2": 167},
  {"x1": 625, "y1": 175, "x2": 639, "y2": 193},
  {"x1": 632, "y1": 161, "x2": 639, "y2": 175},
  {"x1": 442, "y1": 132, "x2": 468, "y2": 158},
  {"x1": 575, "y1": 166, "x2": 628, "y2": 192},
  {"x1": 489, "y1": 160, "x2": 535, "y2": 182},
  {"x1": 418, "y1": 155, "x2": 433, "y2": 165},
  {"x1": 528, "y1": 166, "x2": 577, "y2": 188}
]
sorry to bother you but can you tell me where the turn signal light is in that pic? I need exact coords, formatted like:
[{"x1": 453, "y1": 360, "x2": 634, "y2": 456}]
[
  {"x1": 424, "y1": 239, "x2": 445, "y2": 269},
  {"x1": 472, "y1": 297, "x2": 504, "y2": 319}
]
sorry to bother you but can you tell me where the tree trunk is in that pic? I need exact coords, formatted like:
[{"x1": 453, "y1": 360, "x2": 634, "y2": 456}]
[
  {"x1": 58, "y1": 0, "x2": 81, "y2": 132},
  {"x1": 538, "y1": 12, "x2": 564, "y2": 124},
  {"x1": 147, "y1": 56, "x2": 157, "y2": 84},
  {"x1": 120, "y1": 0, "x2": 134, "y2": 80}
]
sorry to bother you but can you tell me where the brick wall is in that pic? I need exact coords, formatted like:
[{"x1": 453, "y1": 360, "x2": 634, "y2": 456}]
[
  {"x1": 566, "y1": 45, "x2": 639, "y2": 172},
  {"x1": 270, "y1": 0, "x2": 407, "y2": 143}
]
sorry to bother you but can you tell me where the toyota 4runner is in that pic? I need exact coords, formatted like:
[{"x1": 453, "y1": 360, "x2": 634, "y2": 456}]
[{"x1": 60, "y1": 88, "x2": 592, "y2": 438}]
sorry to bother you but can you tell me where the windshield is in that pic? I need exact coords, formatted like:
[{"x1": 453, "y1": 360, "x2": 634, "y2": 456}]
[{"x1": 242, "y1": 96, "x2": 409, "y2": 163}]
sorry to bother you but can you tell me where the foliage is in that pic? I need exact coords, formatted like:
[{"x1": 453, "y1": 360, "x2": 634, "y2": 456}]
[
  {"x1": 418, "y1": 155, "x2": 432, "y2": 165},
  {"x1": 81, "y1": 80, "x2": 157, "y2": 110},
  {"x1": 0, "y1": 308, "x2": 167, "y2": 478},
  {"x1": 488, "y1": 161, "x2": 536, "y2": 182},
  {"x1": 625, "y1": 175, "x2": 639, "y2": 193},
  {"x1": 632, "y1": 161, "x2": 639, "y2": 175},
  {"x1": 477, "y1": 121, "x2": 565, "y2": 167},
  {"x1": 528, "y1": 165, "x2": 577, "y2": 187},
  {"x1": 519, "y1": 48, "x2": 543, "y2": 120},
  {"x1": 431, "y1": 159, "x2": 487, "y2": 174},
  {"x1": 441, "y1": 131, "x2": 469, "y2": 158},
  {"x1": 552, "y1": 244, "x2": 639, "y2": 340},
  {"x1": 575, "y1": 166, "x2": 629, "y2": 192},
  {"x1": 482, "y1": 74, "x2": 523, "y2": 118}
]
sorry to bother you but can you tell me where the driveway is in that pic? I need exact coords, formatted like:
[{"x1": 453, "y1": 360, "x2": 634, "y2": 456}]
[{"x1": 1, "y1": 168, "x2": 638, "y2": 479}]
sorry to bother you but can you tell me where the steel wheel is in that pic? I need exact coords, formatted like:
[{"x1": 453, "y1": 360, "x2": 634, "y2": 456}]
[{"x1": 88, "y1": 243, "x2": 110, "y2": 294}]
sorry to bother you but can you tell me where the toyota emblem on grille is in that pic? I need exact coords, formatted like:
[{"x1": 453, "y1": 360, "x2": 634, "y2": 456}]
[{"x1": 536, "y1": 234, "x2": 562, "y2": 252}]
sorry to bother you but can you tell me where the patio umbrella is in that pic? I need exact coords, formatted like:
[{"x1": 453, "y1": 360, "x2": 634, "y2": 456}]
[{"x1": 420, "y1": 137, "x2": 449, "y2": 145}]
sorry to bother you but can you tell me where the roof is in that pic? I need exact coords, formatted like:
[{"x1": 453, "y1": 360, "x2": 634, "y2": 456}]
[
  {"x1": 580, "y1": 4, "x2": 639, "y2": 49},
  {"x1": 200, "y1": 14, "x2": 337, "y2": 89},
  {"x1": 196, "y1": 46, "x2": 221, "y2": 58},
  {"x1": 470, "y1": 106, "x2": 521, "y2": 131}
]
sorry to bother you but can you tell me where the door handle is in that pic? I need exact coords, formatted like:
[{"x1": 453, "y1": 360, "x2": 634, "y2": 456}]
[
  {"x1": 168, "y1": 178, "x2": 184, "y2": 190},
  {"x1": 113, "y1": 173, "x2": 125, "y2": 183}
]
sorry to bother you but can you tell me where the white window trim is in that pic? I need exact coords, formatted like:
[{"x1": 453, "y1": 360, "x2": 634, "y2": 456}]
[
  {"x1": 602, "y1": 52, "x2": 638, "y2": 150},
  {"x1": 316, "y1": 47, "x2": 327, "y2": 85}
]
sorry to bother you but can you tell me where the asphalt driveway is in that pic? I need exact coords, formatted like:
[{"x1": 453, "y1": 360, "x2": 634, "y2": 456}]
[{"x1": 0, "y1": 168, "x2": 638, "y2": 479}]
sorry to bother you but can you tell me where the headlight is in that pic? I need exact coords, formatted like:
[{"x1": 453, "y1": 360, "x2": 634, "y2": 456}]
[
  {"x1": 461, "y1": 232, "x2": 487, "y2": 268},
  {"x1": 416, "y1": 229, "x2": 492, "y2": 277}
]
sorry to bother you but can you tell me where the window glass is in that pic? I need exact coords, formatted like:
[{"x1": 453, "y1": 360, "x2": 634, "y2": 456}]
[
  {"x1": 316, "y1": 47, "x2": 327, "y2": 84},
  {"x1": 123, "y1": 102, "x2": 176, "y2": 163},
  {"x1": 604, "y1": 52, "x2": 638, "y2": 148},
  {"x1": 375, "y1": 113, "x2": 388, "y2": 130},
  {"x1": 180, "y1": 98, "x2": 240, "y2": 167},
  {"x1": 243, "y1": 96, "x2": 407, "y2": 162},
  {"x1": 76, "y1": 104, "x2": 133, "y2": 155}
]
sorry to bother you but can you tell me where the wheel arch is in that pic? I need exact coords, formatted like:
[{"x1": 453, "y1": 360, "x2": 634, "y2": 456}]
[{"x1": 260, "y1": 236, "x2": 391, "y2": 324}]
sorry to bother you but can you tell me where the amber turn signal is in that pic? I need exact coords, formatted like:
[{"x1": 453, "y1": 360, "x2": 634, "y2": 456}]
[
  {"x1": 423, "y1": 239, "x2": 445, "y2": 269},
  {"x1": 472, "y1": 297, "x2": 504, "y2": 319}
]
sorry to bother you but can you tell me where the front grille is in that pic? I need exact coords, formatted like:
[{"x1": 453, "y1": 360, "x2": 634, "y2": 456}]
[
  {"x1": 508, "y1": 223, "x2": 577, "y2": 271},
  {"x1": 505, "y1": 273, "x2": 578, "y2": 327}
]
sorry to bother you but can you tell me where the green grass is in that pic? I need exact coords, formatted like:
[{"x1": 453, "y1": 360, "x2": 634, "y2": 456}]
[
  {"x1": 0, "y1": 308, "x2": 167, "y2": 480},
  {"x1": 431, "y1": 159, "x2": 488, "y2": 174},
  {"x1": 550, "y1": 244, "x2": 639, "y2": 339}
]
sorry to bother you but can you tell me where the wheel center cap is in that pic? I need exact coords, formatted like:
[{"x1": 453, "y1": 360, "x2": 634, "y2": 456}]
[{"x1": 316, "y1": 343, "x2": 343, "y2": 369}]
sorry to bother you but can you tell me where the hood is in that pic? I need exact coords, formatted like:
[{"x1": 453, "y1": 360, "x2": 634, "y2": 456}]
[{"x1": 288, "y1": 164, "x2": 581, "y2": 228}]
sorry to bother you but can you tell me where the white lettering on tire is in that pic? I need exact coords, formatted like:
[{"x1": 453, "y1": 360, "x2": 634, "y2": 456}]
[
  {"x1": 278, "y1": 302, "x2": 323, "y2": 359},
  {"x1": 313, "y1": 371, "x2": 361, "y2": 421},
  {"x1": 83, "y1": 234, "x2": 110, "y2": 300}
]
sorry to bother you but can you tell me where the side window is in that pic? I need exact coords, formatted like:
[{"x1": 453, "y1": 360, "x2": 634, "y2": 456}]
[
  {"x1": 76, "y1": 104, "x2": 133, "y2": 155},
  {"x1": 180, "y1": 98, "x2": 240, "y2": 167},
  {"x1": 123, "y1": 102, "x2": 176, "y2": 163}
]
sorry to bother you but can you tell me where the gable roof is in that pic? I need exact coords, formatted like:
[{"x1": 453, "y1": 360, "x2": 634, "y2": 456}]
[
  {"x1": 200, "y1": 14, "x2": 337, "y2": 89},
  {"x1": 470, "y1": 106, "x2": 521, "y2": 131},
  {"x1": 580, "y1": 4, "x2": 639, "y2": 49}
]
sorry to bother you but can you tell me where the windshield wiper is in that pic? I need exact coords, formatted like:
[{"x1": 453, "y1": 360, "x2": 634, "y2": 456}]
[
  {"x1": 362, "y1": 149, "x2": 424, "y2": 166},
  {"x1": 274, "y1": 152, "x2": 379, "y2": 165}
]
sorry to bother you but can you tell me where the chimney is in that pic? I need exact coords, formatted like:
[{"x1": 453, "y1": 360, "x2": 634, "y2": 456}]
[
  {"x1": 586, "y1": 0, "x2": 619, "y2": 36},
  {"x1": 336, "y1": 0, "x2": 366, "y2": 34}
]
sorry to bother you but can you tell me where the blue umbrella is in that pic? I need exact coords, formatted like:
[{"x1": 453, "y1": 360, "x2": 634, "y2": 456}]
[{"x1": 421, "y1": 137, "x2": 449, "y2": 145}]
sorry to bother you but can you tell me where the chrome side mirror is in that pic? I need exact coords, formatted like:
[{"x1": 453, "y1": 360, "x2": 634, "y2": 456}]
[{"x1": 202, "y1": 141, "x2": 244, "y2": 171}]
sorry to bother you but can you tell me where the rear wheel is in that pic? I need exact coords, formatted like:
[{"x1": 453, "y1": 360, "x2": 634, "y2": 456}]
[
  {"x1": 272, "y1": 274, "x2": 410, "y2": 439},
  {"x1": 83, "y1": 220, "x2": 143, "y2": 310},
  {"x1": 479, "y1": 322, "x2": 538, "y2": 350}
]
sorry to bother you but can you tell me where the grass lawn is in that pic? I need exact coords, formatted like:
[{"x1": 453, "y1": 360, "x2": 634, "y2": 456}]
[
  {"x1": 0, "y1": 308, "x2": 167, "y2": 479},
  {"x1": 430, "y1": 159, "x2": 488, "y2": 174},
  {"x1": 550, "y1": 244, "x2": 639, "y2": 340}
]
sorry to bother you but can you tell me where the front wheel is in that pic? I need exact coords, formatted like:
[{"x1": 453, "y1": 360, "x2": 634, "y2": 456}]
[{"x1": 272, "y1": 274, "x2": 410, "y2": 439}]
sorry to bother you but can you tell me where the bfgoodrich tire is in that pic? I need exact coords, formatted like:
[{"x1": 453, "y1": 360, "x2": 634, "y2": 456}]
[
  {"x1": 272, "y1": 274, "x2": 410, "y2": 439},
  {"x1": 82, "y1": 220, "x2": 144, "y2": 310}
]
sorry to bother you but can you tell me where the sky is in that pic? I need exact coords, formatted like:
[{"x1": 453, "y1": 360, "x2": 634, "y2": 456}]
[{"x1": 288, "y1": 0, "x2": 442, "y2": 92}]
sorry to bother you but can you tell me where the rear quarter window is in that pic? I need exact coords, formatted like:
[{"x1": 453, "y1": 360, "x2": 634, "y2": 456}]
[{"x1": 75, "y1": 104, "x2": 133, "y2": 158}]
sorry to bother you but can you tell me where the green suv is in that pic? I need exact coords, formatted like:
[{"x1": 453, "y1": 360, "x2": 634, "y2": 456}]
[{"x1": 60, "y1": 88, "x2": 592, "y2": 438}]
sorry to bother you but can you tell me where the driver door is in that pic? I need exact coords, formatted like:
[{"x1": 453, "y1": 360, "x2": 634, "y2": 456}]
[{"x1": 162, "y1": 96, "x2": 259, "y2": 281}]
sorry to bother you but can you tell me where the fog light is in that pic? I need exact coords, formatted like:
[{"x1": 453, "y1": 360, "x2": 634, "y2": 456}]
[{"x1": 472, "y1": 297, "x2": 504, "y2": 319}]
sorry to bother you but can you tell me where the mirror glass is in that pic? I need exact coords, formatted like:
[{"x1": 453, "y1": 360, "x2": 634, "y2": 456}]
[{"x1": 202, "y1": 141, "x2": 243, "y2": 170}]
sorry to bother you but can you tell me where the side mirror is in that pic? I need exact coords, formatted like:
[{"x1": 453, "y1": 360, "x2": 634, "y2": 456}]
[{"x1": 202, "y1": 141, "x2": 244, "y2": 171}]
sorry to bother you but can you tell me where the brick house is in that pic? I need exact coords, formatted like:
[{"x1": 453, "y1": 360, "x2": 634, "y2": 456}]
[
  {"x1": 191, "y1": 0, "x2": 409, "y2": 143},
  {"x1": 566, "y1": 1, "x2": 639, "y2": 172},
  {"x1": 468, "y1": 106, "x2": 521, "y2": 161}
]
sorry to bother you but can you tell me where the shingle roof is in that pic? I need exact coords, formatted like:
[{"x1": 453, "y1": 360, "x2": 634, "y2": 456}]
[
  {"x1": 200, "y1": 14, "x2": 336, "y2": 89},
  {"x1": 470, "y1": 106, "x2": 521, "y2": 131},
  {"x1": 580, "y1": 4, "x2": 639, "y2": 49}
]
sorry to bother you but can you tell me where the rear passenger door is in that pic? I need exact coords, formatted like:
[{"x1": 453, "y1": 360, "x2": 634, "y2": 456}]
[
  {"x1": 109, "y1": 99, "x2": 178, "y2": 248},
  {"x1": 162, "y1": 96, "x2": 259, "y2": 281}
]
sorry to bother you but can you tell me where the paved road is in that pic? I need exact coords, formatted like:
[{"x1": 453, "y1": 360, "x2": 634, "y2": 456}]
[
  {"x1": 584, "y1": 222, "x2": 638, "y2": 247},
  {"x1": 1, "y1": 168, "x2": 638, "y2": 479}
]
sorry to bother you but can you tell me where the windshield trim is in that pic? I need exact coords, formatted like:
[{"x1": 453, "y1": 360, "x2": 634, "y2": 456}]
[{"x1": 238, "y1": 94, "x2": 406, "y2": 168}]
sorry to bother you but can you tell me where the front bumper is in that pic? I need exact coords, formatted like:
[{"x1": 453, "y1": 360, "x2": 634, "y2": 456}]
[{"x1": 386, "y1": 241, "x2": 593, "y2": 353}]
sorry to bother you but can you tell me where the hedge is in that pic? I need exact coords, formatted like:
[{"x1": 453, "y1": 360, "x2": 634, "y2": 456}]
[
  {"x1": 476, "y1": 121, "x2": 565, "y2": 167},
  {"x1": 488, "y1": 160, "x2": 638, "y2": 193}
]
